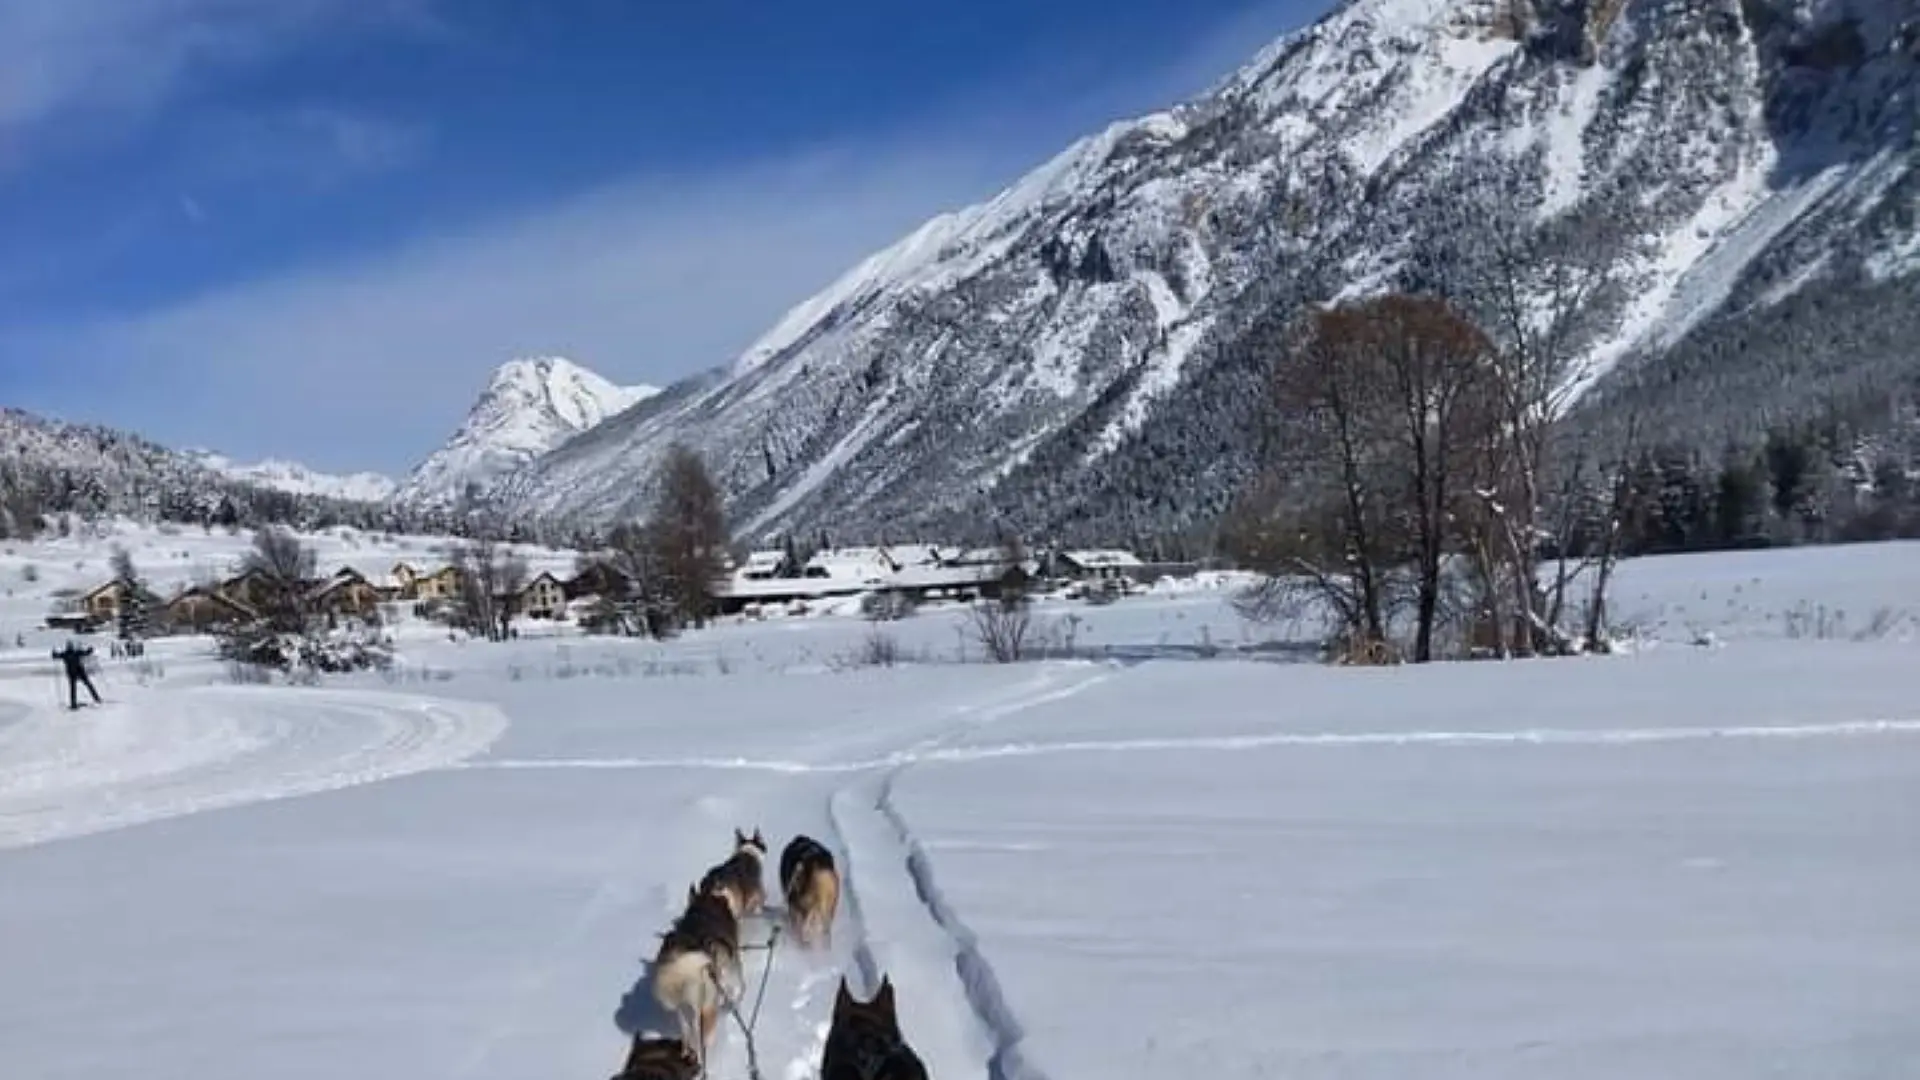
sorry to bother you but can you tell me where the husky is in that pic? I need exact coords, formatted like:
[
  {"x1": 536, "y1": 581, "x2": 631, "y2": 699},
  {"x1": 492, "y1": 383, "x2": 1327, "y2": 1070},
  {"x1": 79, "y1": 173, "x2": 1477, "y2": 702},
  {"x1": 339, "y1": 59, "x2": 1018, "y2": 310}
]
[
  {"x1": 819, "y1": 974, "x2": 928, "y2": 1080},
  {"x1": 651, "y1": 885, "x2": 742, "y2": 1065},
  {"x1": 778, "y1": 834, "x2": 841, "y2": 949},
  {"x1": 698, "y1": 828, "x2": 769, "y2": 918},
  {"x1": 612, "y1": 1036, "x2": 700, "y2": 1080}
]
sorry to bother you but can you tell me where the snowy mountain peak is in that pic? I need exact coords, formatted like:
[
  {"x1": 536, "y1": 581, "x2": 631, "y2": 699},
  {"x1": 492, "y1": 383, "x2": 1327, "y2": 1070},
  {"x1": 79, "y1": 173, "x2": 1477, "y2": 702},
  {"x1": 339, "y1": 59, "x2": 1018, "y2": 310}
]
[
  {"x1": 189, "y1": 452, "x2": 398, "y2": 503},
  {"x1": 395, "y1": 357, "x2": 660, "y2": 509},
  {"x1": 490, "y1": 0, "x2": 1918, "y2": 543}
]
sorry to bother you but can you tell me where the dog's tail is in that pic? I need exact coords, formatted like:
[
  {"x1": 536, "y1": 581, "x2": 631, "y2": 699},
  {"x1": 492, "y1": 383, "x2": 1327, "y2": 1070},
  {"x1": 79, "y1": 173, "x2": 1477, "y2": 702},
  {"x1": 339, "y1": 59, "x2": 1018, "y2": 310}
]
[{"x1": 787, "y1": 863, "x2": 841, "y2": 947}]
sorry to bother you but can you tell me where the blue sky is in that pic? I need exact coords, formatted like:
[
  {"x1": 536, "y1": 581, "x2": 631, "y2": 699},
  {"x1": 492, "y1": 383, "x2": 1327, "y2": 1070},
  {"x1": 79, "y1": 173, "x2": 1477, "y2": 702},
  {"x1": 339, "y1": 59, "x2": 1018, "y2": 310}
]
[{"x1": 0, "y1": 0, "x2": 1328, "y2": 476}]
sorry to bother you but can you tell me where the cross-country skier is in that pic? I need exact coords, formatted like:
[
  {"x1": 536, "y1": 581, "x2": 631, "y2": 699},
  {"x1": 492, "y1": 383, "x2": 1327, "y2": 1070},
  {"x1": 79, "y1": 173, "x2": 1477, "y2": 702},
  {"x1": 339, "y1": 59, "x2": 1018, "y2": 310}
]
[{"x1": 52, "y1": 640, "x2": 102, "y2": 711}]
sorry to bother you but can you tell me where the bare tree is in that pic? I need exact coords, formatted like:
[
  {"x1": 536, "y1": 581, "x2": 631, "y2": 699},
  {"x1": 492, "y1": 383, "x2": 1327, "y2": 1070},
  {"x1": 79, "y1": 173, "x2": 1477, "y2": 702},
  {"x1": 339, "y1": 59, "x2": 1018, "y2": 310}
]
[
  {"x1": 1229, "y1": 301, "x2": 1419, "y2": 659},
  {"x1": 576, "y1": 523, "x2": 672, "y2": 637},
  {"x1": 454, "y1": 539, "x2": 530, "y2": 641},
  {"x1": 453, "y1": 539, "x2": 498, "y2": 638},
  {"x1": 492, "y1": 549, "x2": 529, "y2": 641},
  {"x1": 1367, "y1": 296, "x2": 1501, "y2": 661},
  {"x1": 966, "y1": 532, "x2": 1035, "y2": 662},
  {"x1": 1466, "y1": 187, "x2": 1630, "y2": 654},
  {"x1": 646, "y1": 444, "x2": 728, "y2": 629},
  {"x1": 244, "y1": 525, "x2": 317, "y2": 631}
]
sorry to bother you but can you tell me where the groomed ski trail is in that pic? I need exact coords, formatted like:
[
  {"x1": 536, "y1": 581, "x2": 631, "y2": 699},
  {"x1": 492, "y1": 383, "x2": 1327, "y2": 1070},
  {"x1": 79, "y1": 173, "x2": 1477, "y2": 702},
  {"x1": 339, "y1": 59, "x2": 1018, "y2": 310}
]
[{"x1": 0, "y1": 684, "x2": 508, "y2": 849}]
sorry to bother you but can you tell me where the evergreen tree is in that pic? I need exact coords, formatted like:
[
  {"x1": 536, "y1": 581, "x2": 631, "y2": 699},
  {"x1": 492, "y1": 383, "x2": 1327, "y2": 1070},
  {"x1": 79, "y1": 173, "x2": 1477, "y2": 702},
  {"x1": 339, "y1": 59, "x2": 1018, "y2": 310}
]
[{"x1": 109, "y1": 545, "x2": 151, "y2": 641}]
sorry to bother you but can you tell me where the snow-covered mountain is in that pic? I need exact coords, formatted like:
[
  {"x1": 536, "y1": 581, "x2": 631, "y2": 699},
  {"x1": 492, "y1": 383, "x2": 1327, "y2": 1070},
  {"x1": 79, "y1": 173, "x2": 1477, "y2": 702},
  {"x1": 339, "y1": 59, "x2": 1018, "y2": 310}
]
[
  {"x1": 393, "y1": 357, "x2": 660, "y2": 510},
  {"x1": 189, "y1": 452, "x2": 398, "y2": 503},
  {"x1": 0, "y1": 407, "x2": 397, "y2": 533},
  {"x1": 481, "y1": 0, "x2": 1916, "y2": 543}
]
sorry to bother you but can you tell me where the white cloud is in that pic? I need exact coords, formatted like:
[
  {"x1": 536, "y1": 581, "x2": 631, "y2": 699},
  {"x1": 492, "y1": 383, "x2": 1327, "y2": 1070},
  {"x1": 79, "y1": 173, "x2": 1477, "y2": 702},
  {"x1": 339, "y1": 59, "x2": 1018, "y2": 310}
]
[
  {"x1": 0, "y1": 0, "x2": 441, "y2": 140},
  {"x1": 23, "y1": 139, "x2": 1027, "y2": 472},
  {"x1": 10, "y1": 0, "x2": 1330, "y2": 475},
  {"x1": 187, "y1": 105, "x2": 429, "y2": 188}
]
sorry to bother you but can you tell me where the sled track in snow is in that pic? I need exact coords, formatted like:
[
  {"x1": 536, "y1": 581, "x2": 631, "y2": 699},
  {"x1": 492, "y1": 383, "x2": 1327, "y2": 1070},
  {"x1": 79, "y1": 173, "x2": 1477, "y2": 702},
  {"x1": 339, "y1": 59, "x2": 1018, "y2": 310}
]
[
  {"x1": 875, "y1": 769, "x2": 1047, "y2": 1080},
  {"x1": 823, "y1": 789, "x2": 886, "y2": 996},
  {"x1": 0, "y1": 686, "x2": 508, "y2": 849}
]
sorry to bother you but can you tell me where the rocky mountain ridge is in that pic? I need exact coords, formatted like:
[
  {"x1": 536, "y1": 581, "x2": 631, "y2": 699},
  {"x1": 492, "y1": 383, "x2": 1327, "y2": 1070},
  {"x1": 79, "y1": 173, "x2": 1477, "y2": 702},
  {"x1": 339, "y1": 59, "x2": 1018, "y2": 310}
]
[
  {"x1": 464, "y1": 0, "x2": 1915, "y2": 544},
  {"x1": 392, "y1": 357, "x2": 660, "y2": 511}
]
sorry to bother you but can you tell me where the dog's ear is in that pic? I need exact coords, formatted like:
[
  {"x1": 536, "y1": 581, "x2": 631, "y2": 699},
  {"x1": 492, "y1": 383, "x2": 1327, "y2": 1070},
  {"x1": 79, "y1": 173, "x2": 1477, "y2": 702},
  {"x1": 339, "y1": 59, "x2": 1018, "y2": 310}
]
[
  {"x1": 686, "y1": 883, "x2": 698, "y2": 906},
  {"x1": 752, "y1": 827, "x2": 764, "y2": 848},
  {"x1": 734, "y1": 827, "x2": 747, "y2": 846},
  {"x1": 874, "y1": 974, "x2": 896, "y2": 1018},
  {"x1": 834, "y1": 975, "x2": 855, "y2": 1015}
]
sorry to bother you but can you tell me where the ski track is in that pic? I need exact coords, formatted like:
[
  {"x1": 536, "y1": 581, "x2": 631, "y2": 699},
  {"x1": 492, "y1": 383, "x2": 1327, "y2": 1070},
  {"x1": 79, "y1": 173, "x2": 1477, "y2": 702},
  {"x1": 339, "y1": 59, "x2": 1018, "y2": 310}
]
[
  {"x1": 460, "y1": 716, "x2": 1920, "y2": 775},
  {"x1": 788, "y1": 667, "x2": 1113, "y2": 1080},
  {"x1": 0, "y1": 685, "x2": 508, "y2": 850}
]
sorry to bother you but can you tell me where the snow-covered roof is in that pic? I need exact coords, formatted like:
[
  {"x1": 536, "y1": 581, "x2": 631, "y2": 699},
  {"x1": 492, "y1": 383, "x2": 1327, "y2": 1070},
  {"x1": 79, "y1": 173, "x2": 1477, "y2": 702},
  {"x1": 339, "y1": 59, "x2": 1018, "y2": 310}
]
[
  {"x1": 803, "y1": 547, "x2": 896, "y2": 582},
  {"x1": 719, "y1": 577, "x2": 856, "y2": 600},
  {"x1": 945, "y1": 547, "x2": 1008, "y2": 567},
  {"x1": 885, "y1": 544, "x2": 947, "y2": 569},
  {"x1": 739, "y1": 550, "x2": 787, "y2": 573},
  {"x1": 888, "y1": 564, "x2": 1005, "y2": 589},
  {"x1": 1061, "y1": 549, "x2": 1144, "y2": 569}
]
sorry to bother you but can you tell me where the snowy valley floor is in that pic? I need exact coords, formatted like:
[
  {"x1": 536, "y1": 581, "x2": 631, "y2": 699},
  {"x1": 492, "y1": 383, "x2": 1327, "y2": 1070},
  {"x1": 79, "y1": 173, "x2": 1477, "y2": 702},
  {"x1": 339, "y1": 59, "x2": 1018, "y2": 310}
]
[{"x1": 2, "y1": 547, "x2": 1919, "y2": 1079}]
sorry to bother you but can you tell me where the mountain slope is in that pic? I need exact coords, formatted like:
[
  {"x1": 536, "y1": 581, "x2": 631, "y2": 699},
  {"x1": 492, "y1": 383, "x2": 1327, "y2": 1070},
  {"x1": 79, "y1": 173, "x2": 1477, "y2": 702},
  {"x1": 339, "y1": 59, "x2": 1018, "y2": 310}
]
[
  {"x1": 0, "y1": 407, "x2": 394, "y2": 533},
  {"x1": 491, "y1": 0, "x2": 1919, "y2": 543},
  {"x1": 189, "y1": 453, "x2": 398, "y2": 503},
  {"x1": 394, "y1": 357, "x2": 660, "y2": 510}
]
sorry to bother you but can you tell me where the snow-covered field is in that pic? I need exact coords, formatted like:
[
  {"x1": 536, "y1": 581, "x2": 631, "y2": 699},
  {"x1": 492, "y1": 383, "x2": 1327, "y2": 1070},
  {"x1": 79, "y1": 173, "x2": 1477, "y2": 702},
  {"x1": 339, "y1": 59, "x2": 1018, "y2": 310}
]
[{"x1": 1, "y1": 539, "x2": 1917, "y2": 1079}]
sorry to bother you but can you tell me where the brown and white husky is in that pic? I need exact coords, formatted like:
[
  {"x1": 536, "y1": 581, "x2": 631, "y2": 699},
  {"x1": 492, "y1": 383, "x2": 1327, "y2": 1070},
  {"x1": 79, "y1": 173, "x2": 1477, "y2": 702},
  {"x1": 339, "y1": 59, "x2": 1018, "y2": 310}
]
[
  {"x1": 650, "y1": 884, "x2": 742, "y2": 1066},
  {"x1": 698, "y1": 827, "x2": 769, "y2": 918},
  {"x1": 778, "y1": 834, "x2": 841, "y2": 949}
]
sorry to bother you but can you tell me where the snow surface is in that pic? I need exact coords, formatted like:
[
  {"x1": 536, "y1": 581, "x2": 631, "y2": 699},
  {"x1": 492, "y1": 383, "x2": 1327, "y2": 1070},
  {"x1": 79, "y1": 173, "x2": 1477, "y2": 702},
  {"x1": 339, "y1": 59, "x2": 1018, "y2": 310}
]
[{"x1": 2, "y1": 541, "x2": 1918, "y2": 1078}]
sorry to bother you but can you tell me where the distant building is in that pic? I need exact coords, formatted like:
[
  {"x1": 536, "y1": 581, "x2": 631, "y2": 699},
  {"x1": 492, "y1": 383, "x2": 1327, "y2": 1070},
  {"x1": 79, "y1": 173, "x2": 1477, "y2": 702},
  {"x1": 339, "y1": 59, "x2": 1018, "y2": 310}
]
[
  {"x1": 1055, "y1": 549, "x2": 1145, "y2": 582},
  {"x1": 734, "y1": 550, "x2": 793, "y2": 581},
  {"x1": 801, "y1": 547, "x2": 898, "y2": 585},
  {"x1": 565, "y1": 562, "x2": 627, "y2": 601},
  {"x1": 389, "y1": 562, "x2": 422, "y2": 600},
  {"x1": 216, "y1": 568, "x2": 281, "y2": 611},
  {"x1": 163, "y1": 586, "x2": 258, "y2": 633},
  {"x1": 516, "y1": 572, "x2": 567, "y2": 619},
  {"x1": 306, "y1": 568, "x2": 383, "y2": 617},
  {"x1": 411, "y1": 566, "x2": 463, "y2": 602},
  {"x1": 80, "y1": 579, "x2": 163, "y2": 623}
]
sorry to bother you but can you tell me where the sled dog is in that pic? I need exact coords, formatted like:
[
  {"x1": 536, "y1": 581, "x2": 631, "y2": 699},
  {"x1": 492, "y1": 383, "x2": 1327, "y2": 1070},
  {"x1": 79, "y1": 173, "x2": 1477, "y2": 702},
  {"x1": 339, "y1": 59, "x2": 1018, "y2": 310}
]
[
  {"x1": 699, "y1": 828, "x2": 769, "y2": 918},
  {"x1": 651, "y1": 885, "x2": 742, "y2": 1062},
  {"x1": 819, "y1": 974, "x2": 928, "y2": 1080},
  {"x1": 779, "y1": 834, "x2": 841, "y2": 949},
  {"x1": 612, "y1": 1035, "x2": 700, "y2": 1080}
]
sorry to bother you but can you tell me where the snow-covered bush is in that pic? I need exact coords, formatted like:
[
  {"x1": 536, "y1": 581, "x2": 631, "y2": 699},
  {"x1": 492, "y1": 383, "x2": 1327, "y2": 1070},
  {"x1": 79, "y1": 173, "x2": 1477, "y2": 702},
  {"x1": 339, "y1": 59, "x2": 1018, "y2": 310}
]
[
  {"x1": 861, "y1": 589, "x2": 918, "y2": 622},
  {"x1": 217, "y1": 623, "x2": 394, "y2": 678}
]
